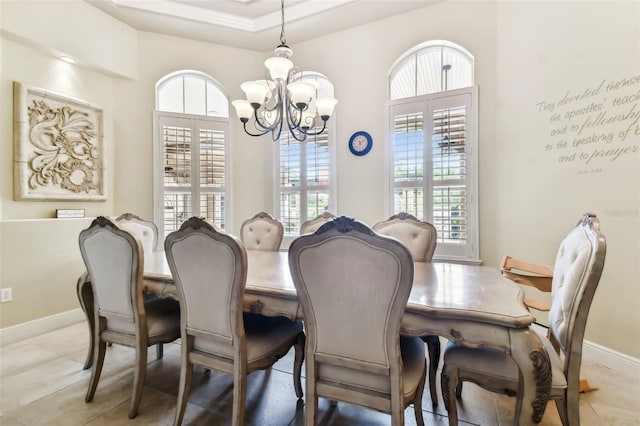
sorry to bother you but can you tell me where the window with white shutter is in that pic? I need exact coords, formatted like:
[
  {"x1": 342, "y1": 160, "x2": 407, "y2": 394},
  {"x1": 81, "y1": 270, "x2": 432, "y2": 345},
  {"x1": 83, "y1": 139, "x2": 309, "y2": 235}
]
[
  {"x1": 388, "y1": 42, "x2": 479, "y2": 262},
  {"x1": 275, "y1": 73, "x2": 335, "y2": 237},
  {"x1": 155, "y1": 71, "x2": 230, "y2": 240}
]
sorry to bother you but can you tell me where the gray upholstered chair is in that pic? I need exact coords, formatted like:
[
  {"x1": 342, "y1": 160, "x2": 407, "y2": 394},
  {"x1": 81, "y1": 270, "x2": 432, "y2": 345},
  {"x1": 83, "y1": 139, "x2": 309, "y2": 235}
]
[
  {"x1": 114, "y1": 212, "x2": 159, "y2": 253},
  {"x1": 165, "y1": 217, "x2": 305, "y2": 426},
  {"x1": 299, "y1": 211, "x2": 336, "y2": 234},
  {"x1": 78, "y1": 216, "x2": 180, "y2": 419},
  {"x1": 240, "y1": 211, "x2": 284, "y2": 251},
  {"x1": 441, "y1": 213, "x2": 606, "y2": 426},
  {"x1": 373, "y1": 212, "x2": 440, "y2": 406},
  {"x1": 289, "y1": 216, "x2": 426, "y2": 426}
]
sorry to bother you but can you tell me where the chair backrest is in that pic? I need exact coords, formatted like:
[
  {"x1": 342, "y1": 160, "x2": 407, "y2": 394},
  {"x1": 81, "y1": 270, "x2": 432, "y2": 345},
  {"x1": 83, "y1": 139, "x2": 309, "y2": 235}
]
[
  {"x1": 548, "y1": 213, "x2": 606, "y2": 385},
  {"x1": 240, "y1": 211, "x2": 283, "y2": 251},
  {"x1": 165, "y1": 216, "x2": 247, "y2": 356},
  {"x1": 114, "y1": 212, "x2": 159, "y2": 254},
  {"x1": 373, "y1": 212, "x2": 437, "y2": 262},
  {"x1": 300, "y1": 211, "x2": 336, "y2": 234},
  {"x1": 79, "y1": 216, "x2": 144, "y2": 335},
  {"x1": 289, "y1": 216, "x2": 414, "y2": 396}
]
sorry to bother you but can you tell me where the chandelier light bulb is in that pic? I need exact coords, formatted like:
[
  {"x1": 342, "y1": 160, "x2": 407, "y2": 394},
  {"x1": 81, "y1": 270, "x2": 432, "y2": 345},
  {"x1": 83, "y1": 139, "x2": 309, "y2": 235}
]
[
  {"x1": 240, "y1": 81, "x2": 270, "y2": 107},
  {"x1": 232, "y1": 100, "x2": 253, "y2": 121},
  {"x1": 265, "y1": 57, "x2": 293, "y2": 81},
  {"x1": 315, "y1": 98, "x2": 338, "y2": 120},
  {"x1": 287, "y1": 81, "x2": 316, "y2": 109}
]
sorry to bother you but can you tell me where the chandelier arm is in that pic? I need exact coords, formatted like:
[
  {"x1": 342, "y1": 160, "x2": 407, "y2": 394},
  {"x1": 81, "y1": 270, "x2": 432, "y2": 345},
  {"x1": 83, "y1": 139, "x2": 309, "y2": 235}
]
[
  {"x1": 271, "y1": 104, "x2": 285, "y2": 141},
  {"x1": 252, "y1": 84, "x2": 285, "y2": 131},
  {"x1": 242, "y1": 121, "x2": 273, "y2": 138},
  {"x1": 298, "y1": 121, "x2": 328, "y2": 137},
  {"x1": 252, "y1": 107, "x2": 277, "y2": 132},
  {"x1": 285, "y1": 101, "x2": 305, "y2": 131},
  {"x1": 287, "y1": 124, "x2": 309, "y2": 143}
]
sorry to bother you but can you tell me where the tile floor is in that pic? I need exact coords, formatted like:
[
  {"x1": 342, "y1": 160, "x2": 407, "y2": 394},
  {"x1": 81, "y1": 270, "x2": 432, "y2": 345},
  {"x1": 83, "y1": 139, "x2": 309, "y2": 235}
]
[{"x1": 1, "y1": 322, "x2": 639, "y2": 425}]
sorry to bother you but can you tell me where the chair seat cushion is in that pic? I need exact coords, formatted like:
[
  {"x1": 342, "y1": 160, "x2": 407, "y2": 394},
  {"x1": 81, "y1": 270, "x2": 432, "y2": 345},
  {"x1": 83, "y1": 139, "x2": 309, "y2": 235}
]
[
  {"x1": 244, "y1": 313, "x2": 304, "y2": 363},
  {"x1": 145, "y1": 297, "x2": 181, "y2": 339},
  {"x1": 319, "y1": 336, "x2": 426, "y2": 398},
  {"x1": 443, "y1": 328, "x2": 567, "y2": 391},
  {"x1": 194, "y1": 313, "x2": 303, "y2": 363}
]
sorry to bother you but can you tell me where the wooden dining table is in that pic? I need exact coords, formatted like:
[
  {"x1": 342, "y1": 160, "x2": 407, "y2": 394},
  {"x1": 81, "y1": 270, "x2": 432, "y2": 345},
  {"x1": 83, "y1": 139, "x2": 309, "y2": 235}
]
[{"x1": 77, "y1": 249, "x2": 550, "y2": 425}]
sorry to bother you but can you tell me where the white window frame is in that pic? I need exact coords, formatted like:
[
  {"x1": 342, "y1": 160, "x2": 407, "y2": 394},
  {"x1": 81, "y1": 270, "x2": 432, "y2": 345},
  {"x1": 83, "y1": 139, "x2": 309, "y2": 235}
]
[
  {"x1": 387, "y1": 40, "x2": 479, "y2": 263},
  {"x1": 153, "y1": 71, "x2": 231, "y2": 241},
  {"x1": 274, "y1": 119, "x2": 337, "y2": 246},
  {"x1": 387, "y1": 87, "x2": 479, "y2": 263},
  {"x1": 273, "y1": 72, "x2": 337, "y2": 247}
]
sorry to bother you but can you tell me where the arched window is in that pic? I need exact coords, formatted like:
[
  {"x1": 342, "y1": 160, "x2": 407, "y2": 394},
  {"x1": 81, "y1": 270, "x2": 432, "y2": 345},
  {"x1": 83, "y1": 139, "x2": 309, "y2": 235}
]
[
  {"x1": 390, "y1": 40, "x2": 474, "y2": 99},
  {"x1": 388, "y1": 41, "x2": 479, "y2": 262},
  {"x1": 154, "y1": 70, "x2": 230, "y2": 239},
  {"x1": 275, "y1": 72, "x2": 336, "y2": 237}
]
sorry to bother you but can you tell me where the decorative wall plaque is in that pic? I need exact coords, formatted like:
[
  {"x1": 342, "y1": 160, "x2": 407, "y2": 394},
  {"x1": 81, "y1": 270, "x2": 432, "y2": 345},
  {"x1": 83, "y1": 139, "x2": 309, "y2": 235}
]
[{"x1": 13, "y1": 82, "x2": 106, "y2": 201}]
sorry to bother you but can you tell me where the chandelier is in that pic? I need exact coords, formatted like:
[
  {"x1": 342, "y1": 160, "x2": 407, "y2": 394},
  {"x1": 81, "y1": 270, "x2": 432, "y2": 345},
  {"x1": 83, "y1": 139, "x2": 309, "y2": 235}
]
[{"x1": 232, "y1": 0, "x2": 337, "y2": 142}]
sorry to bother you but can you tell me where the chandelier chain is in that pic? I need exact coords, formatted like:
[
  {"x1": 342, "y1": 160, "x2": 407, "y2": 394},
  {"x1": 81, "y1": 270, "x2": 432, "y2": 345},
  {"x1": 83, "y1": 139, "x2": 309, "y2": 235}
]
[{"x1": 280, "y1": 0, "x2": 287, "y2": 46}]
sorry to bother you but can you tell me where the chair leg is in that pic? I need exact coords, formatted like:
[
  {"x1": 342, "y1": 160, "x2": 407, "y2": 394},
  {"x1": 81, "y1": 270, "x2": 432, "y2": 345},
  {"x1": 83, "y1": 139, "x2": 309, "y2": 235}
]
[
  {"x1": 173, "y1": 359, "x2": 193, "y2": 426},
  {"x1": 232, "y1": 364, "x2": 248, "y2": 426},
  {"x1": 441, "y1": 364, "x2": 460, "y2": 426},
  {"x1": 422, "y1": 334, "x2": 441, "y2": 406},
  {"x1": 391, "y1": 396, "x2": 405, "y2": 426},
  {"x1": 293, "y1": 332, "x2": 305, "y2": 398},
  {"x1": 85, "y1": 339, "x2": 107, "y2": 402},
  {"x1": 77, "y1": 275, "x2": 95, "y2": 370},
  {"x1": 156, "y1": 343, "x2": 163, "y2": 359},
  {"x1": 555, "y1": 399, "x2": 569, "y2": 426},
  {"x1": 129, "y1": 344, "x2": 148, "y2": 419},
  {"x1": 304, "y1": 362, "x2": 320, "y2": 426},
  {"x1": 413, "y1": 358, "x2": 427, "y2": 426},
  {"x1": 456, "y1": 381, "x2": 463, "y2": 398},
  {"x1": 304, "y1": 392, "x2": 318, "y2": 426}
]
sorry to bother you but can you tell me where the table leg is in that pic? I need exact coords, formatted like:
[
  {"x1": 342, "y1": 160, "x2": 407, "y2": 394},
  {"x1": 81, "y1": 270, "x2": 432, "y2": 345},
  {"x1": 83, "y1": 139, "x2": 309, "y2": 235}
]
[
  {"x1": 509, "y1": 328, "x2": 551, "y2": 425},
  {"x1": 76, "y1": 273, "x2": 94, "y2": 370}
]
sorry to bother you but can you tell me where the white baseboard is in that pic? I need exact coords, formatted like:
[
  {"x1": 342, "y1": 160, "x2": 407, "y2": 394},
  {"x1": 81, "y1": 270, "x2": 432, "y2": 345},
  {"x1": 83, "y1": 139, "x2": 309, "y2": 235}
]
[
  {"x1": 583, "y1": 339, "x2": 640, "y2": 376},
  {"x1": 0, "y1": 308, "x2": 86, "y2": 346},
  {"x1": 1, "y1": 310, "x2": 639, "y2": 379}
]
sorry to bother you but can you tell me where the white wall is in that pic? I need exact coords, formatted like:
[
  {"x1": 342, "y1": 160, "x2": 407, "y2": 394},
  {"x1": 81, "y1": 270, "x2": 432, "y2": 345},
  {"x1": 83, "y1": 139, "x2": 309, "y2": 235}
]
[
  {"x1": 0, "y1": 1, "x2": 131, "y2": 327},
  {"x1": 493, "y1": 1, "x2": 640, "y2": 356},
  {"x1": 1, "y1": 1, "x2": 638, "y2": 358}
]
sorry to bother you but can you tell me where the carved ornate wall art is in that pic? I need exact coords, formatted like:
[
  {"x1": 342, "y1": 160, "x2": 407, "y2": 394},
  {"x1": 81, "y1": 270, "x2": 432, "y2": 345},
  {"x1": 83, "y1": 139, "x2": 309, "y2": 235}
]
[{"x1": 13, "y1": 82, "x2": 106, "y2": 201}]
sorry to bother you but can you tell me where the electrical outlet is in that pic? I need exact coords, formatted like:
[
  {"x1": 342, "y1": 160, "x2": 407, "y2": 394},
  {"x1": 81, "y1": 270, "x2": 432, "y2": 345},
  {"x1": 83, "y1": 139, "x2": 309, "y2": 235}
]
[{"x1": 1, "y1": 288, "x2": 12, "y2": 303}]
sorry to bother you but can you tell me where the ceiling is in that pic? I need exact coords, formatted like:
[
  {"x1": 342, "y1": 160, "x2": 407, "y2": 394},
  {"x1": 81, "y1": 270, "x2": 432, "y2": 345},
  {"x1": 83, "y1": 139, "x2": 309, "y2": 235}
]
[{"x1": 87, "y1": 0, "x2": 437, "y2": 52}]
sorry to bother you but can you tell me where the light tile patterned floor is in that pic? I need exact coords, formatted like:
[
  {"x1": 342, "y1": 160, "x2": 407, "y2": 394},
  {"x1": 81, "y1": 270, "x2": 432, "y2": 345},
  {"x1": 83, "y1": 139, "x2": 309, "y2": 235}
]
[{"x1": 1, "y1": 322, "x2": 639, "y2": 425}]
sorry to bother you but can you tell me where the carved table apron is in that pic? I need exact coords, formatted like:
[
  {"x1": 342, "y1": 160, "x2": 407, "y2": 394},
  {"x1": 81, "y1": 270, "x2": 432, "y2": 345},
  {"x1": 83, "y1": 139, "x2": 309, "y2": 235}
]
[{"x1": 77, "y1": 251, "x2": 550, "y2": 425}]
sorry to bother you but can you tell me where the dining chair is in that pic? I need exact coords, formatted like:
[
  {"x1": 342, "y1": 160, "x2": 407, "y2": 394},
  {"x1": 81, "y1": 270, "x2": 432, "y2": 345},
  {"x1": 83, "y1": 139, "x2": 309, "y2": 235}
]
[
  {"x1": 165, "y1": 216, "x2": 305, "y2": 426},
  {"x1": 240, "y1": 211, "x2": 284, "y2": 251},
  {"x1": 373, "y1": 212, "x2": 437, "y2": 263},
  {"x1": 114, "y1": 212, "x2": 160, "y2": 253},
  {"x1": 373, "y1": 212, "x2": 440, "y2": 406},
  {"x1": 441, "y1": 213, "x2": 606, "y2": 425},
  {"x1": 289, "y1": 216, "x2": 427, "y2": 426},
  {"x1": 299, "y1": 211, "x2": 336, "y2": 234},
  {"x1": 500, "y1": 253, "x2": 595, "y2": 392},
  {"x1": 78, "y1": 216, "x2": 180, "y2": 419}
]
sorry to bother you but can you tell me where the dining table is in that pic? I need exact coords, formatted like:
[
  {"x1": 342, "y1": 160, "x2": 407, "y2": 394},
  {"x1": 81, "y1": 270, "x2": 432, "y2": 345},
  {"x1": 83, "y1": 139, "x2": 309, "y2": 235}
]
[{"x1": 77, "y1": 249, "x2": 551, "y2": 425}]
